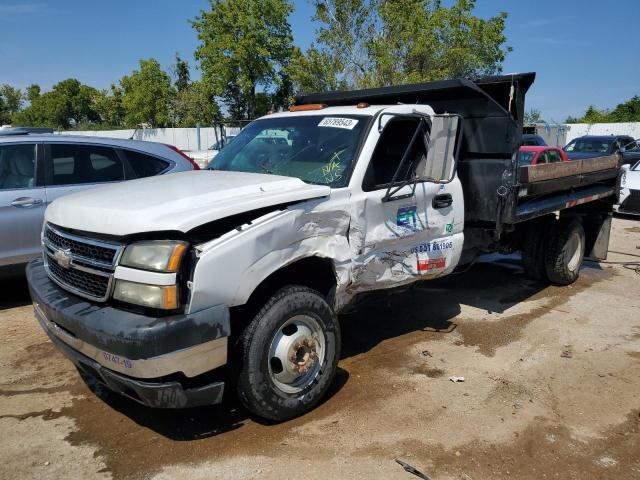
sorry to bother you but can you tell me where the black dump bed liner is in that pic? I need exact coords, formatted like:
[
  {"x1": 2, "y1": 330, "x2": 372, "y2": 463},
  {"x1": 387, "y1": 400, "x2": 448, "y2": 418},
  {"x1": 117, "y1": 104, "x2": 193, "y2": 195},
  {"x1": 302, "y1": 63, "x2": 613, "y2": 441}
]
[{"x1": 296, "y1": 73, "x2": 616, "y2": 227}]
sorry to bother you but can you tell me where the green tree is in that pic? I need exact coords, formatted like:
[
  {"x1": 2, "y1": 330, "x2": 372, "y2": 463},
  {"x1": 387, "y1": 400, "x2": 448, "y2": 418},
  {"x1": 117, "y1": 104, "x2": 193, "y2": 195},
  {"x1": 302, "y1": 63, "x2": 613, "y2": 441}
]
[
  {"x1": 582, "y1": 106, "x2": 611, "y2": 124},
  {"x1": 610, "y1": 95, "x2": 640, "y2": 122},
  {"x1": 119, "y1": 59, "x2": 175, "y2": 127},
  {"x1": 566, "y1": 106, "x2": 612, "y2": 124},
  {"x1": 12, "y1": 79, "x2": 100, "y2": 129},
  {"x1": 288, "y1": 46, "x2": 349, "y2": 94},
  {"x1": 301, "y1": 0, "x2": 510, "y2": 90},
  {"x1": 524, "y1": 108, "x2": 544, "y2": 124},
  {"x1": 172, "y1": 53, "x2": 191, "y2": 92},
  {"x1": 25, "y1": 84, "x2": 40, "y2": 103},
  {"x1": 0, "y1": 85, "x2": 23, "y2": 124},
  {"x1": 271, "y1": 70, "x2": 295, "y2": 112},
  {"x1": 193, "y1": 0, "x2": 294, "y2": 119},
  {"x1": 566, "y1": 95, "x2": 640, "y2": 124},
  {"x1": 172, "y1": 81, "x2": 221, "y2": 126},
  {"x1": 94, "y1": 85, "x2": 125, "y2": 128}
]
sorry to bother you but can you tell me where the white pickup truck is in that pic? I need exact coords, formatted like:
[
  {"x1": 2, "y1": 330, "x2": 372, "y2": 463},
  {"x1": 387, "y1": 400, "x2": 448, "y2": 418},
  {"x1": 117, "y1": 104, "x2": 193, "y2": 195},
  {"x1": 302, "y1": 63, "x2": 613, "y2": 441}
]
[{"x1": 27, "y1": 73, "x2": 618, "y2": 420}]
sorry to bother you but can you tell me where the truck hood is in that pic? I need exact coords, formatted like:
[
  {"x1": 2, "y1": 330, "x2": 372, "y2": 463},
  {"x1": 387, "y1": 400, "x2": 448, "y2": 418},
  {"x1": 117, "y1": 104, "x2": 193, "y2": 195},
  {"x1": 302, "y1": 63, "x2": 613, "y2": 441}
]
[{"x1": 45, "y1": 170, "x2": 331, "y2": 236}]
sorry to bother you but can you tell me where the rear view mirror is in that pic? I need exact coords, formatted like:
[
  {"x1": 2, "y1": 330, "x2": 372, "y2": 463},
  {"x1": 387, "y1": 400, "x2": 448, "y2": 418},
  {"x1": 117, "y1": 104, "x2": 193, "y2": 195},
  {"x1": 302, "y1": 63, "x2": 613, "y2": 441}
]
[{"x1": 417, "y1": 114, "x2": 461, "y2": 183}]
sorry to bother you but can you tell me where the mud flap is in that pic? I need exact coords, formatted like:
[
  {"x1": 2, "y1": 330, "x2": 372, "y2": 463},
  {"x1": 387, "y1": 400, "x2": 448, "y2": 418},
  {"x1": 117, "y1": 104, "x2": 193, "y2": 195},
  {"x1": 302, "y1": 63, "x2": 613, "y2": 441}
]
[{"x1": 586, "y1": 214, "x2": 612, "y2": 261}]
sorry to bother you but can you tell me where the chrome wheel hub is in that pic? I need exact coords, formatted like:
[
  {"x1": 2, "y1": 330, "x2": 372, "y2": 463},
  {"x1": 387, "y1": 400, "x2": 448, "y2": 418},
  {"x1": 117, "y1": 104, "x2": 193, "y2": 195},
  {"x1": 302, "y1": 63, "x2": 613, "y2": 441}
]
[{"x1": 268, "y1": 315, "x2": 326, "y2": 393}]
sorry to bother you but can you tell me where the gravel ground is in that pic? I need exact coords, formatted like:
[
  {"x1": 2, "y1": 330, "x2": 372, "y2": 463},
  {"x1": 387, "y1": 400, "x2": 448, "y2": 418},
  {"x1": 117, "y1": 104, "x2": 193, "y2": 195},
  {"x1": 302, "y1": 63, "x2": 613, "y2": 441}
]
[{"x1": 1, "y1": 217, "x2": 639, "y2": 480}]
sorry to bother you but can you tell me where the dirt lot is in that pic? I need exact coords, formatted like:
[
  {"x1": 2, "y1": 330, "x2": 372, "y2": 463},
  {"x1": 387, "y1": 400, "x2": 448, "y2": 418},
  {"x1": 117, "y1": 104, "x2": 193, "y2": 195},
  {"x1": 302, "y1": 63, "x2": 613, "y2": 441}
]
[{"x1": 1, "y1": 217, "x2": 639, "y2": 480}]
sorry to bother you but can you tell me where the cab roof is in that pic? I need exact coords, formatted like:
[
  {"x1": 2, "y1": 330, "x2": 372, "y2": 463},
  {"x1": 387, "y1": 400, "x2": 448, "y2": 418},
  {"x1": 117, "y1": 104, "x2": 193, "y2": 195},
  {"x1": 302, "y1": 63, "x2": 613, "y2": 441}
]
[
  {"x1": 265, "y1": 105, "x2": 386, "y2": 119},
  {"x1": 519, "y1": 145, "x2": 560, "y2": 152}
]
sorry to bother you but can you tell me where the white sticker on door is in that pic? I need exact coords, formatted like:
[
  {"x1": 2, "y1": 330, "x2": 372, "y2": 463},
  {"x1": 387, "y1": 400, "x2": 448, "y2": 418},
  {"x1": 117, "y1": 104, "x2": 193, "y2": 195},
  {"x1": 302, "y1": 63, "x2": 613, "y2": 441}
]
[{"x1": 318, "y1": 117, "x2": 359, "y2": 130}]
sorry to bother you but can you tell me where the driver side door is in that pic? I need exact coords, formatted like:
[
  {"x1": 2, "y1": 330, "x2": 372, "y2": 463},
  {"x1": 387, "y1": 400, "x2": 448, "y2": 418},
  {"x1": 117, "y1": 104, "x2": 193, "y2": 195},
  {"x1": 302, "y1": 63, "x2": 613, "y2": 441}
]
[{"x1": 348, "y1": 107, "x2": 464, "y2": 293}]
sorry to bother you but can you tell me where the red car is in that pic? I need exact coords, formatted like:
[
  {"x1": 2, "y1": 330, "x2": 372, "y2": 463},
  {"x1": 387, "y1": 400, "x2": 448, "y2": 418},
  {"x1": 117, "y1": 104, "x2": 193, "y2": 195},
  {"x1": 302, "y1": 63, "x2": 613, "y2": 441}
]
[{"x1": 518, "y1": 146, "x2": 569, "y2": 166}]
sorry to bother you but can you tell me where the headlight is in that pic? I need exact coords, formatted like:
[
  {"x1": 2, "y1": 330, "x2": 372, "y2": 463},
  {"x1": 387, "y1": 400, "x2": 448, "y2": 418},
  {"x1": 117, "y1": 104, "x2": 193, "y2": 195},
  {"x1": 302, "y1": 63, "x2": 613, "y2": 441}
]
[
  {"x1": 113, "y1": 280, "x2": 178, "y2": 310},
  {"x1": 620, "y1": 172, "x2": 627, "y2": 188},
  {"x1": 120, "y1": 240, "x2": 188, "y2": 272}
]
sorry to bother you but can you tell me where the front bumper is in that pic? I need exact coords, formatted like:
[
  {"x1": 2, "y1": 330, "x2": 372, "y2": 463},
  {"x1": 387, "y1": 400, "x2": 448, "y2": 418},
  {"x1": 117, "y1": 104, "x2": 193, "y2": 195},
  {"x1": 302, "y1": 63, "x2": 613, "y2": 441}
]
[{"x1": 27, "y1": 258, "x2": 230, "y2": 408}]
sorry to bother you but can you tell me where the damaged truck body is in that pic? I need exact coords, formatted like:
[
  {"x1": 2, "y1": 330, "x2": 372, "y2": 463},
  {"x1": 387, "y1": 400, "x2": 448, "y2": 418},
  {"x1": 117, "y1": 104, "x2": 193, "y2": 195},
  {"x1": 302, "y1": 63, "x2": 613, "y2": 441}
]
[{"x1": 27, "y1": 72, "x2": 620, "y2": 420}]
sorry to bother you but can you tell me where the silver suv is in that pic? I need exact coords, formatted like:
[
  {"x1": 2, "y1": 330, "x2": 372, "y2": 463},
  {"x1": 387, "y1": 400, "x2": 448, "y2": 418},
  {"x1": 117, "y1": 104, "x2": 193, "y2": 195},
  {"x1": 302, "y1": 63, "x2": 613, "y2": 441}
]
[{"x1": 0, "y1": 133, "x2": 198, "y2": 269}]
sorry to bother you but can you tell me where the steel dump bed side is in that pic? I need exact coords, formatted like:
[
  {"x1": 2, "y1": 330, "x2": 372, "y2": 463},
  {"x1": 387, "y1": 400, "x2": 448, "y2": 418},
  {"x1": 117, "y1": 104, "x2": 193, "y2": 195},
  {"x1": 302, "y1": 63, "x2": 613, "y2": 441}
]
[{"x1": 512, "y1": 155, "x2": 619, "y2": 222}]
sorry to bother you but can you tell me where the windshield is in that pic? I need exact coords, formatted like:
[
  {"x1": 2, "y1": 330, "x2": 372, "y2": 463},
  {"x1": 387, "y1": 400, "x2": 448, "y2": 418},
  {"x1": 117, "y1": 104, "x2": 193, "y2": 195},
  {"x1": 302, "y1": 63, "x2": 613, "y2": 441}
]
[
  {"x1": 206, "y1": 115, "x2": 369, "y2": 187},
  {"x1": 517, "y1": 151, "x2": 536, "y2": 166},
  {"x1": 564, "y1": 138, "x2": 613, "y2": 153},
  {"x1": 632, "y1": 161, "x2": 640, "y2": 172}
]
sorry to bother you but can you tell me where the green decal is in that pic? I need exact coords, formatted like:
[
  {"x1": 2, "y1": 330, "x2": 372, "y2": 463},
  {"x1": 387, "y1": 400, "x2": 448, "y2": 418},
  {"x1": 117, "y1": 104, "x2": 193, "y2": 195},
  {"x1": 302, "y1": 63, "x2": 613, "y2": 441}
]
[{"x1": 445, "y1": 223, "x2": 453, "y2": 233}]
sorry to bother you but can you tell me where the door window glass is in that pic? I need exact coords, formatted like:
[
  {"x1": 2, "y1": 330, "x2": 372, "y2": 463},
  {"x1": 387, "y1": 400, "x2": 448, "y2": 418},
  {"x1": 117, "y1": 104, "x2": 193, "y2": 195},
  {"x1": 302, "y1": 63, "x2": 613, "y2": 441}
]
[
  {"x1": 0, "y1": 144, "x2": 37, "y2": 190},
  {"x1": 364, "y1": 117, "x2": 424, "y2": 190},
  {"x1": 122, "y1": 149, "x2": 169, "y2": 178},
  {"x1": 517, "y1": 151, "x2": 536, "y2": 166},
  {"x1": 50, "y1": 144, "x2": 124, "y2": 185},
  {"x1": 547, "y1": 150, "x2": 562, "y2": 163},
  {"x1": 537, "y1": 151, "x2": 550, "y2": 164}
]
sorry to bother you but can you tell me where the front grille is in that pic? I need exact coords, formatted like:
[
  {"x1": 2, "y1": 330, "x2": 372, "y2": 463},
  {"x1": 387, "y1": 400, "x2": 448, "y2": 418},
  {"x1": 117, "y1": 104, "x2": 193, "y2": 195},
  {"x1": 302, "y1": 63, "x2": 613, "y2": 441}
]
[
  {"x1": 43, "y1": 223, "x2": 123, "y2": 301},
  {"x1": 45, "y1": 225, "x2": 118, "y2": 266},
  {"x1": 621, "y1": 189, "x2": 640, "y2": 212},
  {"x1": 47, "y1": 260, "x2": 110, "y2": 299}
]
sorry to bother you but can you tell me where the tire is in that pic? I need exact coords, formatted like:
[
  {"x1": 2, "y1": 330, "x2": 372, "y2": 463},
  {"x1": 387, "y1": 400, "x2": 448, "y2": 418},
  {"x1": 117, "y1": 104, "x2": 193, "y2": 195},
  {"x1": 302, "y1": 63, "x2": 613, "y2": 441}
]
[
  {"x1": 236, "y1": 285, "x2": 341, "y2": 421},
  {"x1": 522, "y1": 229, "x2": 547, "y2": 280},
  {"x1": 521, "y1": 218, "x2": 553, "y2": 281},
  {"x1": 544, "y1": 217, "x2": 585, "y2": 285}
]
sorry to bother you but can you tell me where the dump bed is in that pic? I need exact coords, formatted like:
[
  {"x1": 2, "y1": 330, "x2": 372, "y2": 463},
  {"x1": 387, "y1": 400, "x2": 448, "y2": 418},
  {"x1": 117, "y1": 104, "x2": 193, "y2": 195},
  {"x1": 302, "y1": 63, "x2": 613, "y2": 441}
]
[
  {"x1": 296, "y1": 73, "x2": 619, "y2": 230},
  {"x1": 512, "y1": 155, "x2": 619, "y2": 221}
]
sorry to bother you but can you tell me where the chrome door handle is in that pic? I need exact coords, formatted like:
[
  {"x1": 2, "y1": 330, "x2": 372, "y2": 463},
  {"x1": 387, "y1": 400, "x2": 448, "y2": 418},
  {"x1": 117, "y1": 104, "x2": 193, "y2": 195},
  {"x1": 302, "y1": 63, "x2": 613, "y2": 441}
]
[{"x1": 11, "y1": 197, "x2": 44, "y2": 208}]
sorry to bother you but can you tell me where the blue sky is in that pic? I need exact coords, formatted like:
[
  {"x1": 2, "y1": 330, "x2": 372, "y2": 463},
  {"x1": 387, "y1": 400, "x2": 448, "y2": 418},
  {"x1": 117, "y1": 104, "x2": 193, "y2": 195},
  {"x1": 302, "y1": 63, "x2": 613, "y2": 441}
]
[{"x1": 1, "y1": 0, "x2": 638, "y2": 121}]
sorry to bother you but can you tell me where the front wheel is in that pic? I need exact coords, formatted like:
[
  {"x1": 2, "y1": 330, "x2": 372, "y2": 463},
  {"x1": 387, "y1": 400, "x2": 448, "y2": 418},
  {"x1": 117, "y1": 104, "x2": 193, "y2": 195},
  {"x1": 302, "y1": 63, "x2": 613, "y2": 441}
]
[{"x1": 236, "y1": 286, "x2": 341, "y2": 421}]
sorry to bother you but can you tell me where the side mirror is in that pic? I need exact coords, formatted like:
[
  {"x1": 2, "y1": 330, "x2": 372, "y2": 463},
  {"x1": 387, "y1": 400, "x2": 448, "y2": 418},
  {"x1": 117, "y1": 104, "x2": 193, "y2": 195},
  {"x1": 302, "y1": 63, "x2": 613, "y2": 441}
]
[
  {"x1": 417, "y1": 114, "x2": 461, "y2": 182},
  {"x1": 618, "y1": 146, "x2": 626, "y2": 154}
]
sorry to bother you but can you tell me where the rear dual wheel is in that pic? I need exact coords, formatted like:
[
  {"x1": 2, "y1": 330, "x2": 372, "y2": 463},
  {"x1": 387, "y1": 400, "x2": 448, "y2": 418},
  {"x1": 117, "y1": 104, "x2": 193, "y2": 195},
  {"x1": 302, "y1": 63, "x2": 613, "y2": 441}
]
[
  {"x1": 544, "y1": 218, "x2": 585, "y2": 285},
  {"x1": 522, "y1": 217, "x2": 586, "y2": 285}
]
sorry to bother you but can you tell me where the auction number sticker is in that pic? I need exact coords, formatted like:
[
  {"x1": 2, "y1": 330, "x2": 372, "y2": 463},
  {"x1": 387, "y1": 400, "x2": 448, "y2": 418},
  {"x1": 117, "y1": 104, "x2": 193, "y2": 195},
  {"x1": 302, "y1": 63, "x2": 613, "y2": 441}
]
[{"x1": 318, "y1": 117, "x2": 359, "y2": 130}]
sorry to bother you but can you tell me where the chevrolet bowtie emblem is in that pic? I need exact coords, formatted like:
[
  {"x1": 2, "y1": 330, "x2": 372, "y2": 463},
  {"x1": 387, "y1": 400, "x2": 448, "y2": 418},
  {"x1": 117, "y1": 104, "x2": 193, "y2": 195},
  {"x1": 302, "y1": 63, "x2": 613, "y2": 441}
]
[{"x1": 53, "y1": 248, "x2": 72, "y2": 269}]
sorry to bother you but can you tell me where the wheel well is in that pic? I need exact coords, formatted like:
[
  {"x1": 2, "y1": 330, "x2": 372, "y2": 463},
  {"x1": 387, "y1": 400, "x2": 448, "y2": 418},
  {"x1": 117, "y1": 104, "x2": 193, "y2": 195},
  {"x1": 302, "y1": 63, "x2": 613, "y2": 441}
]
[{"x1": 229, "y1": 256, "x2": 337, "y2": 337}]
